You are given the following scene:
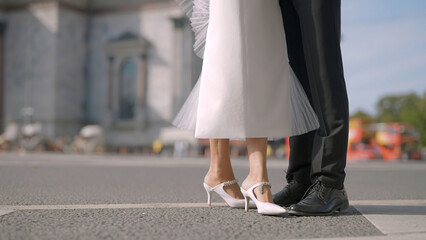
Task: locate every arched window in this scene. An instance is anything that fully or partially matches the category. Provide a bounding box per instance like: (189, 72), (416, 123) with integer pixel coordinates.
(119, 59), (137, 119)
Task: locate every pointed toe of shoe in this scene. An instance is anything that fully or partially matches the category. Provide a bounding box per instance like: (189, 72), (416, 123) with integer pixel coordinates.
(257, 203), (287, 215)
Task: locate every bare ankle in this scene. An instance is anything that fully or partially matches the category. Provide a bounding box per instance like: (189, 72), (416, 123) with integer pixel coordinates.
(204, 170), (235, 185)
(243, 174), (269, 183)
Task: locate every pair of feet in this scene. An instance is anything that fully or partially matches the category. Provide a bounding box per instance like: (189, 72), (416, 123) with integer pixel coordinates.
(204, 174), (273, 203)
(204, 174), (350, 216)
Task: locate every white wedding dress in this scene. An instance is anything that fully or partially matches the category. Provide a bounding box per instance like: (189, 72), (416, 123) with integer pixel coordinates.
(173, 0), (319, 140)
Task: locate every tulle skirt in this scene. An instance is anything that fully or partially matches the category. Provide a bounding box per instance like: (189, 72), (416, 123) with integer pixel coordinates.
(173, 0), (319, 140)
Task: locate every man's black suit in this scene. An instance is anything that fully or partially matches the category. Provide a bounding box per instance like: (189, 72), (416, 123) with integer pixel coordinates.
(279, 0), (349, 189)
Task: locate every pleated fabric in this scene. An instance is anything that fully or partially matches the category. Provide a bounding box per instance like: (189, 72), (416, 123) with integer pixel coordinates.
(172, 0), (319, 140)
(289, 67), (320, 135)
(172, 76), (201, 131)
(176, 0), (209, 58)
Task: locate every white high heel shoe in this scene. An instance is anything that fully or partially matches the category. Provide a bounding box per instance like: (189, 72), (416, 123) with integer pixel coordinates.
(241, 182), (286, 215)
(203, 179), (256, 208)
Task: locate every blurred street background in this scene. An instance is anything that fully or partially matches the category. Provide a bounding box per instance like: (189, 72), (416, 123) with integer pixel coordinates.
(0, 0), (425, 239)
(0, 0), (424, 161)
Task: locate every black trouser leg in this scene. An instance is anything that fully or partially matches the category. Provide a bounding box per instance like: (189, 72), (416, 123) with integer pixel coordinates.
(280, 0), (349, 189)
(279, 0), (315, 187)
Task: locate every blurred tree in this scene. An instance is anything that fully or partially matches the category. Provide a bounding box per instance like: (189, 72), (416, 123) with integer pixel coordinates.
(376, 92), (426, 146)
(415, 92), (426, 146)
(351, 110), (375, 122)
(376, 95), (403, 122)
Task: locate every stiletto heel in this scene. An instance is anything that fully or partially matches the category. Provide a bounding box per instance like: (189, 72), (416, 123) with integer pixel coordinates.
(241, 182), (286, 215)
(204, 184), (212, 206)
(241, 187), (250, 212)
(202, 180), (256, 208)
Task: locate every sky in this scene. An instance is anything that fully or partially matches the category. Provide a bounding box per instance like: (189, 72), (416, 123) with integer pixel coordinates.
(340, 0), (426, 115)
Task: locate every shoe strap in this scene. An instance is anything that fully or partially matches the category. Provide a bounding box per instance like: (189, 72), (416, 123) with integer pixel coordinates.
(221, 179), (238, 187)
(205, 179), (238, 190)
(250, 182), (272, 194)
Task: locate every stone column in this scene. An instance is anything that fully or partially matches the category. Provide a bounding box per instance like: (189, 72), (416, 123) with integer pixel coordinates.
(111, 56), (122, 127)
(104, 56), (115, 129)
(136, 54), (148, 131)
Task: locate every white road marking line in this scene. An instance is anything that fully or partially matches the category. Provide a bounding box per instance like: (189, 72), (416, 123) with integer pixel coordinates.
(352, 200), (426, 236)
(0, 200), (424, 211)
(351, 200), (426, 205)
(0, 202), (228, 210)
(300, 233), (426, 240)
(0, 210), (15, 217)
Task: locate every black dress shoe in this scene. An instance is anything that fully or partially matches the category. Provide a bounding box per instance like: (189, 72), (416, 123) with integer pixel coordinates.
(272, 180), (310, 207)
(287, 181), (349, 216)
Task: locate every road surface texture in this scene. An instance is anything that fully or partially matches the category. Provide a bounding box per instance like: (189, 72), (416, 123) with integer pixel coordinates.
(0, 153), (425, 240)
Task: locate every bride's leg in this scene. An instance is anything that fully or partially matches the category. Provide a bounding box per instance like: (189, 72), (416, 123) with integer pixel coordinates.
(204, 139), (244, 199)
(242, 137), (273, 202)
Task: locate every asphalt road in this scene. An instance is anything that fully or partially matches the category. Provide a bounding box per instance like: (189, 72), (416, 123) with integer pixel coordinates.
(0, 153), (425, 240)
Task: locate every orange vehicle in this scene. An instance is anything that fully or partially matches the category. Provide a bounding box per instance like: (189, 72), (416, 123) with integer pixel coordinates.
(348, 118), (422, 161)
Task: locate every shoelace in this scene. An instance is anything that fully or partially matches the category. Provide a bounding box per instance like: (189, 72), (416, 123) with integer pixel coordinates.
(301, 181), (324, 200)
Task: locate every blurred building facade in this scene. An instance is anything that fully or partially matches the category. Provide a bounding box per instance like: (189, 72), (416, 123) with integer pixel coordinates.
(0, 0), (200, 147)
